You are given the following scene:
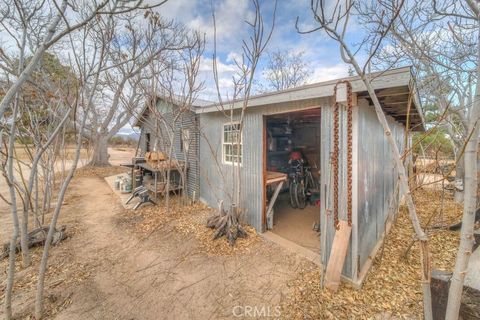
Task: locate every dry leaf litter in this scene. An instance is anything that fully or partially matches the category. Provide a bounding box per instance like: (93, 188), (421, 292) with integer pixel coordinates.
(118, 195), (260, 255)
(280, 188), (464, 319)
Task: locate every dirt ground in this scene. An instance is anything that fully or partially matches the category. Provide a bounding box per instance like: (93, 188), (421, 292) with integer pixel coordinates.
(1, 170), (314, 319)
(271, 193), (320, 253)
(1, 152), (477, 319)
(0, 147), (135, 244)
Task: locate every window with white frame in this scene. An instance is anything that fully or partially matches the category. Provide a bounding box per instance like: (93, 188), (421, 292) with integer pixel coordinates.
(223, 123), (242, 164)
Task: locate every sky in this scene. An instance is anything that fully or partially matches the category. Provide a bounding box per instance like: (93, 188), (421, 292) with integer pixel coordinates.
(154, 0), (366, 102)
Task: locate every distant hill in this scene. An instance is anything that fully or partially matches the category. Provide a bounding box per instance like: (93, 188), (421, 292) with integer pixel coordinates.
(114, 128), (140, 142)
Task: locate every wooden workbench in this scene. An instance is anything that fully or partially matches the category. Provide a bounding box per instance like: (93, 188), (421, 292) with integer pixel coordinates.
(136, 161), (186, 200)
(266, 171), (287, 229)
(266, 171), (288, 185)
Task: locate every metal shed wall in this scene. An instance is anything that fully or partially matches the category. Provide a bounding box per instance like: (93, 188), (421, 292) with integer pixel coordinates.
(198, 96), (407, 282)
(198, 98), (330, 232)
(356, 100), (405, 274)
(138, 101), (200, 199)
(319, 102), (355, 279)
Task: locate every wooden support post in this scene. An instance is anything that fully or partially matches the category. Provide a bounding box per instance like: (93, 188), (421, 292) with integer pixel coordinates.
(266, 180), (284, 230)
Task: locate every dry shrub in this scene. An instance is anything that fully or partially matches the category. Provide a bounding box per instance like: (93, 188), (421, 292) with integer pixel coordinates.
(175, 210), (259, 256)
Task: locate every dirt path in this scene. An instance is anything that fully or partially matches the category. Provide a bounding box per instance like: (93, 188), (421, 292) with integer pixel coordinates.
(0, 147), (134, 243)
(51, 176), (307, 319)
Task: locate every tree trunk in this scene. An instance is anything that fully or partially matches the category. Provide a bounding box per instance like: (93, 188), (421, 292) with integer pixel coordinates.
(455, 153), (465, 203)
(445, 25), (480, 320)
(4, 99), (21, 320)
(89, 135), (110, 167)
(34, 110), (88, 319)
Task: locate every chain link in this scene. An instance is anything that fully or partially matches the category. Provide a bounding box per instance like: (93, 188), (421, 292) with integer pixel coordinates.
(346, 82), (353, 227)
(332, 81), (353, 230)
(333, 88), (340, 230)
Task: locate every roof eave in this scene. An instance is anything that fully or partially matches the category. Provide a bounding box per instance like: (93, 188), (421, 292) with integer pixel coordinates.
(195, 66), (413, 114)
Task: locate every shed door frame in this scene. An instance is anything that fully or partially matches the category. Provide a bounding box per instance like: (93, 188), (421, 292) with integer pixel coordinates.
(261, 106), (322, 232)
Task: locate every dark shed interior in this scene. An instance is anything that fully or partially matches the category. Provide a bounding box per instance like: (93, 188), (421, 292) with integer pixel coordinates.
(265, 108), (321, 252)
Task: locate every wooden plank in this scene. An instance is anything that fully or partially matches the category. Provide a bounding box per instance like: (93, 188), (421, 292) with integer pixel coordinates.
(324, 220), (352, 292)
(266, 171), (287, 185)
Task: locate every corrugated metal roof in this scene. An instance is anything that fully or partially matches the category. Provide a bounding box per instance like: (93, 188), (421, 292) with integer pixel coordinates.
(194, 66), (425, 131)
(134, 94), (213, 127)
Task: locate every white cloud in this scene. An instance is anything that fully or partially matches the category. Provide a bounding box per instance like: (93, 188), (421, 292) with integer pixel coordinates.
(158, 0), (253, 52)
(309, 63), (350, 83)
(199, 56), (237, 74)
(226, 51), (242, 63)
(153, 1), (359, 98)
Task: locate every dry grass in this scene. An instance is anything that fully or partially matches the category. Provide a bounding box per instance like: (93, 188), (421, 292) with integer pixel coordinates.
(281, 188), (463, 319)
(175, 210), (260, 256)
(75, 165), (129, 178)
(13, 145), (90, 162)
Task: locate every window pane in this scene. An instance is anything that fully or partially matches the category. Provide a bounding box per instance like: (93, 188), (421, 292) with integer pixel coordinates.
(232, 132), (238, 143)
(223, 123), (242, 163)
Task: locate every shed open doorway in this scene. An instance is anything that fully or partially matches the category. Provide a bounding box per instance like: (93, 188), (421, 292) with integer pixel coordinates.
(264, 108), (321, 253)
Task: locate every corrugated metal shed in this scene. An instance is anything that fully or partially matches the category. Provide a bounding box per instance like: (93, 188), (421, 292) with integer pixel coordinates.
(133, 67), (422, 285)
(136, 98), (201, 199)
(197, 66), (421, 285)
(199, 98), (327, 232)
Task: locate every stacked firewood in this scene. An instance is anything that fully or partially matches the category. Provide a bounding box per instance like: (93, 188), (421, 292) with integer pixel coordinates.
(206, 203), (247, 246)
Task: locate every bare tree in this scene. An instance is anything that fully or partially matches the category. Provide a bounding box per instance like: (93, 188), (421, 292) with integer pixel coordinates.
(262, 49), (311, 92)
(203, 0), (277, 245)
(138, 17), (205, 210)
(296, 0), (433, 318)
(355, 0), (479, 317)
(0, 0), (168, 121)
(84, 11), (197, 166)
(359, 0), (476, 202)
(0, 2), (171, 318)
(32, 11), (115, 317)
(1, 48), (82, 320)
(431, 2), (480, 318)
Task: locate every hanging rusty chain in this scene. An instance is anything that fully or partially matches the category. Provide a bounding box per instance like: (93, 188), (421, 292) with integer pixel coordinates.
(332, 81), (353, 230)
(346, 82), (353, 227)
(333, 87), (340, 230)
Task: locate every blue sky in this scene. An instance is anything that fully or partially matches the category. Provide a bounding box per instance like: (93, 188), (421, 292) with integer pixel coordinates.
(155, 0), (366, 101)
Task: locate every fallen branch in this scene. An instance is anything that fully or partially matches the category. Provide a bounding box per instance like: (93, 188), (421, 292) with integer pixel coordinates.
(0, 225), (67, 260)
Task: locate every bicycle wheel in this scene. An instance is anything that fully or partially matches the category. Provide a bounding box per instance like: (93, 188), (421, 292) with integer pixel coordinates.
(289, 180), (298, 208)
(296, 181), (307, 209)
